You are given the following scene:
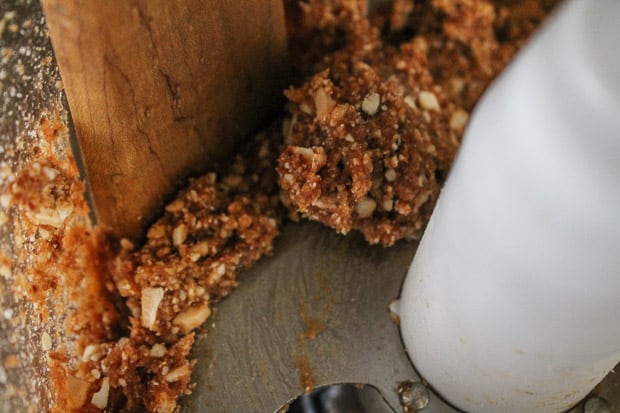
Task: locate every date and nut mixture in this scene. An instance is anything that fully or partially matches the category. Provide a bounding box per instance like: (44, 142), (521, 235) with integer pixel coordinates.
(2, 119), (282, 412)
(278, 0), (558, 245)
(76, 127), (282, 412)
(91, 128), (282, 412)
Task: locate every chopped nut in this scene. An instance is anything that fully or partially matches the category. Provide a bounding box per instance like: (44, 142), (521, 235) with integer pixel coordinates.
(190, 241), (210, 258)
(361, 92), (381, 116)
(313, 87), (336, 120)
(91, 377), (110, 409)
(356, 197), (377, 218)
(147, 223), (166, 240)
(172, 224), (187, 247)
(43, 166), (58, 180)
(403, 95), (417, 109)
(292, 146), (315, 161)
(418, 91), (440, 111)
(82, 344), (102, 362)
(164, 365), (191, 383)
(382, 199), (394, 211)
(291, 146), (326, 165)
(282, 173), (295, 185)
(150, 343), (167, 358)
(173, 303), (211, 333)
(141, 287), (165, 330)
(396, 200), (412, 216)
(56, 203), (73, 222)
(449, 108), (469, 131)
(291, 146), (327, 170)
(32, 207), (63, 227)
(208, 263), (227, 283)
(41, 331), (52, 351)
(384, 169), (397, 182)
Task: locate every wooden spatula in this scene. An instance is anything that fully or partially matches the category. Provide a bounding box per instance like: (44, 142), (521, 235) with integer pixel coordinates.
(40, 0), (288, 241)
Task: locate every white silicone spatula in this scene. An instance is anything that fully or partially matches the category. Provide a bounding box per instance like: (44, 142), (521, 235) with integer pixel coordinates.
(400, 0), (620, 412)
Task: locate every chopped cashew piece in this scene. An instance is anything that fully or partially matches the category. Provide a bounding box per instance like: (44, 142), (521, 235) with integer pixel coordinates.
(141, 287), (165, 330)
(418, 91), (440, 111)
(172, 303), (211, 333)
(356, 197), (377, 218)
(361, 92), (381, 115)
(91, 377), (110, 409)
(164, 365), (191, 383)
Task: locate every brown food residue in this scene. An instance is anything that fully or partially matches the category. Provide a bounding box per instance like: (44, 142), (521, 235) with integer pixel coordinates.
(294, 303), (326, 392)
(3, 117), (283, 413)
(293, 349), (317, 394)
(2, 0), (558, 412)
(278, 0), (558, 245)
(2, 113), (123, 412)
(92, 127), (282, 412)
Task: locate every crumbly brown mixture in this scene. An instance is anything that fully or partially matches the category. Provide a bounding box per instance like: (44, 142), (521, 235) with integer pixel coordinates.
(93, 129), (281, 412)
(3, 119), (282, 412)
(72, 127), (282, 412)
(278, 0), (558, 245)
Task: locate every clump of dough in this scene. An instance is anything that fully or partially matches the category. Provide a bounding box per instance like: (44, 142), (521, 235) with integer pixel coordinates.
(278, 0), (558, 245)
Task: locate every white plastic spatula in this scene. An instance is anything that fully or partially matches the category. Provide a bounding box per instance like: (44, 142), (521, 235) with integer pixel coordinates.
(400, 0), (620, 412)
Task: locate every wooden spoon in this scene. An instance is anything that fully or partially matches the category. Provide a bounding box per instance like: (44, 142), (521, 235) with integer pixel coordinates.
(40, 0), (288, 241)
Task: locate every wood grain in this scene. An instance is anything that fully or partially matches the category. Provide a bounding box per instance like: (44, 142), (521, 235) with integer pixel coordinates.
(41, 0), (288, 240)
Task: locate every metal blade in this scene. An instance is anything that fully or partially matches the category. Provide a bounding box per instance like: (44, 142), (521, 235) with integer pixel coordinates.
(181, 221), (455, 413)
(182, 220), (620, 413)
